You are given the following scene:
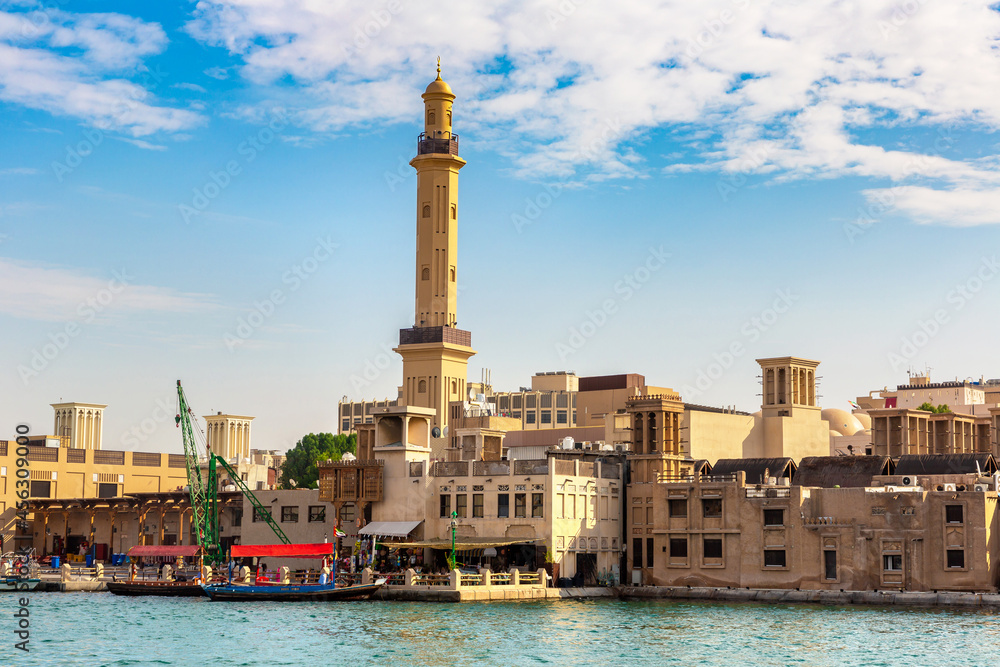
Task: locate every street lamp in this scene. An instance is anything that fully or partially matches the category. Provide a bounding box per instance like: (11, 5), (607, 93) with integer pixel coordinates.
(449, 510), (457, 570)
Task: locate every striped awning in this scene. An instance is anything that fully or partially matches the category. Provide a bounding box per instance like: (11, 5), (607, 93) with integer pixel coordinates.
(358, 520), (423, 538)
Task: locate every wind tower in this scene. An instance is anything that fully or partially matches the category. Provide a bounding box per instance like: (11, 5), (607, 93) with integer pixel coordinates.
(394, 60), (476, 441)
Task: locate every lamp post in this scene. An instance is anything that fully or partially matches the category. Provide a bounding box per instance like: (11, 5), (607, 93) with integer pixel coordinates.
(449, 510), (457, 569)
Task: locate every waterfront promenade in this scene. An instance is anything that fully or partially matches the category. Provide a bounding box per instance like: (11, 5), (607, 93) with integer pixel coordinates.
(34, 562), (1000, 608)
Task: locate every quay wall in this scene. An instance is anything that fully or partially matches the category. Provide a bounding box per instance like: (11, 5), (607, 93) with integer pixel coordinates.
(623, 586), (1000, 608)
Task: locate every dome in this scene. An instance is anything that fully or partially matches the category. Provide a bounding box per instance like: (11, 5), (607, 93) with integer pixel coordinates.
(830, 431), (842, 437)
(424, 74), (453, 97)
(821, 408), (864, 436)
(853, 412), (872, 429)
(853, 428), (870, 437)
(341, 451), (356, 461)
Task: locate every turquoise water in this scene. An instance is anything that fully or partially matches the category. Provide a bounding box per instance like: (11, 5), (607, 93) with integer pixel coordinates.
(10, 593), (1000, 666)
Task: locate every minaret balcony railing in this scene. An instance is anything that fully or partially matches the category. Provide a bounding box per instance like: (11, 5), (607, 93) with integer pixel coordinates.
(417, 132), (459, 155)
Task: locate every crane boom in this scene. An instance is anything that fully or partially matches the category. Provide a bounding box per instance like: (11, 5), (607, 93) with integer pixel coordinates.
(175, 380), (218, 557)
(215, 456), (290, 545)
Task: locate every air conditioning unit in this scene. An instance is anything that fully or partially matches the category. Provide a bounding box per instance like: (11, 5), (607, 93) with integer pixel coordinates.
(900, 475), (917, 486)
(974, 484), (989, 492)
(767, 477), (778, 485)
(942, 483), (957, 492)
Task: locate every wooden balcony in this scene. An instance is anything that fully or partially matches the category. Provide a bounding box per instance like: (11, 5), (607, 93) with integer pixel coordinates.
(318, 460), (384, 503)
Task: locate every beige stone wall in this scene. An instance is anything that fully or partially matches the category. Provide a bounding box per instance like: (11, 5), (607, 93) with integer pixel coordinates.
(643, 475), (999, 593)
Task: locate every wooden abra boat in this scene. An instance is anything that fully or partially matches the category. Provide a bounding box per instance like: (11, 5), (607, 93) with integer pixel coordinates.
(107, 580), (205, 597)
(203, 542), (383, 602)
(106, 545), (207, 597)
(202, 580), (383, 601)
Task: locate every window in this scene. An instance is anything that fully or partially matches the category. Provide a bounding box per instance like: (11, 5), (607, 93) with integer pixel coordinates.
(498, 494), (509, 518)
(422, 204), (431, 218)
(526, 395), (536, 408)
(340, 504), (355, 523)
(824, 550), (837, 580)
(30, 481), (52, 498)
(541, 412), (552, 424)
(96, 483), (116, 499)
(308, 506), (326, 523)
(646, 538), (654, 568)
(532, 493), (544, 518)
(541, 394), (552, 408)
(440, 495), (451, 518)
(252, 508), (268, 522)
(450, 267), (456, 281)
(473, 494), (484, 518)
(702, 498), (722, 518)
(418, 379), (427, 393)
(455, 494), (467, 518)
(668, 499), (687, 517)
(633, 538), (643, 568)
(281, 506), (299, 523)
(947, 549), (965, 569)
(556, 410), (567, 424)
(669, 538), (688, 559)
(526, 412), (536, 424)
(231, 509), (243, 527)
(883, 554), (903, 571)
(945, 505), (964, 524)
(512, 396), (522, 409)
(764, 549), (787, 567)
(703, 537), (723, 559)
(450, 205), (456, 219)
(514, 493), (526, 518)
(421, 267), (430, 280)
(763, 509), (784, 526)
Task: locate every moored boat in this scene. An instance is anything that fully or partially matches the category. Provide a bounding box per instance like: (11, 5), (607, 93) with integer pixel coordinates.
(107, 580), (205, 597)
(202, 580), (383, 601)
(203, 542), (383, 602)
(106, 545), (207, 597)
(0, 578), (40, 592)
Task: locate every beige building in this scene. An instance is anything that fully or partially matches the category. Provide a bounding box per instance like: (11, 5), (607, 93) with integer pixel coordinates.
(6, 402), (278, 559)
(638, 458), (1000, 592)
(51, 402), (107, 449)
(320, 402), (624, 583)
(205, 412), (254, 460)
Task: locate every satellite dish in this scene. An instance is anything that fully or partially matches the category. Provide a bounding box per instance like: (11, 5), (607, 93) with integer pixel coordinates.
(431, 426), (441, 438)
(442, 425), (449, 438)
(469, 388), (477, 401)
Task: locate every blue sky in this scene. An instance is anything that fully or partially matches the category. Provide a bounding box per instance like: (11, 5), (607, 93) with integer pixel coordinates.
(3, 1), (1000, 453)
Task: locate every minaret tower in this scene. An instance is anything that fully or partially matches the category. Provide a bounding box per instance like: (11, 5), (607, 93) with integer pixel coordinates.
(394, 60), (476, 443)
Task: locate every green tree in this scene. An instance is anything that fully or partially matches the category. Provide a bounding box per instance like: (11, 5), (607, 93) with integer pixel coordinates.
(279, 432), (356, 489)
(916, 402), (951, 414)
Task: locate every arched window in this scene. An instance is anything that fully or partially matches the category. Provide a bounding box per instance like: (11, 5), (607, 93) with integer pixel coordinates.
(451, 380), (457, 394)
(450, 204), (457, 219)
(427, 110), (435, 125)
(422, 267), (430, 281)
(418, 379), (427, 393)
(422, 204), (430, 218)
(449, 267), (456, 282)
(446, 110), (452, 127)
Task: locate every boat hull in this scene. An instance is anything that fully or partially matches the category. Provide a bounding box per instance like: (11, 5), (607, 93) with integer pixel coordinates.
(106, 581), (207, 597)
(202, 581), (382, 602)
(0, 578), (39, 592)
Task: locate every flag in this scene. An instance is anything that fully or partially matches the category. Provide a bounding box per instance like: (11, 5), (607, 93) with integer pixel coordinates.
(334, 528), (346, 537)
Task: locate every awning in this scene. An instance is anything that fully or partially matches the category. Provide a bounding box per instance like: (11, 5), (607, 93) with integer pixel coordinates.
(231, 543), (335, 558)
(389, 537), (541, 550)
(358, 520), (423, 538)
(127, 545), (203, 558)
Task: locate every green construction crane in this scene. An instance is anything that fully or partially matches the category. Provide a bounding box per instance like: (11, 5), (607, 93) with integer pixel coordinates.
(175, 380), (289, 564)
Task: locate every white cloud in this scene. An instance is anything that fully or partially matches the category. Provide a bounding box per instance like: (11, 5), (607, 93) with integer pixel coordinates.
(186, 0), (1000, 225)
(0, 8), (203, 136)
(0, 257), (219, 322)
(864, 186), (1000, 227)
